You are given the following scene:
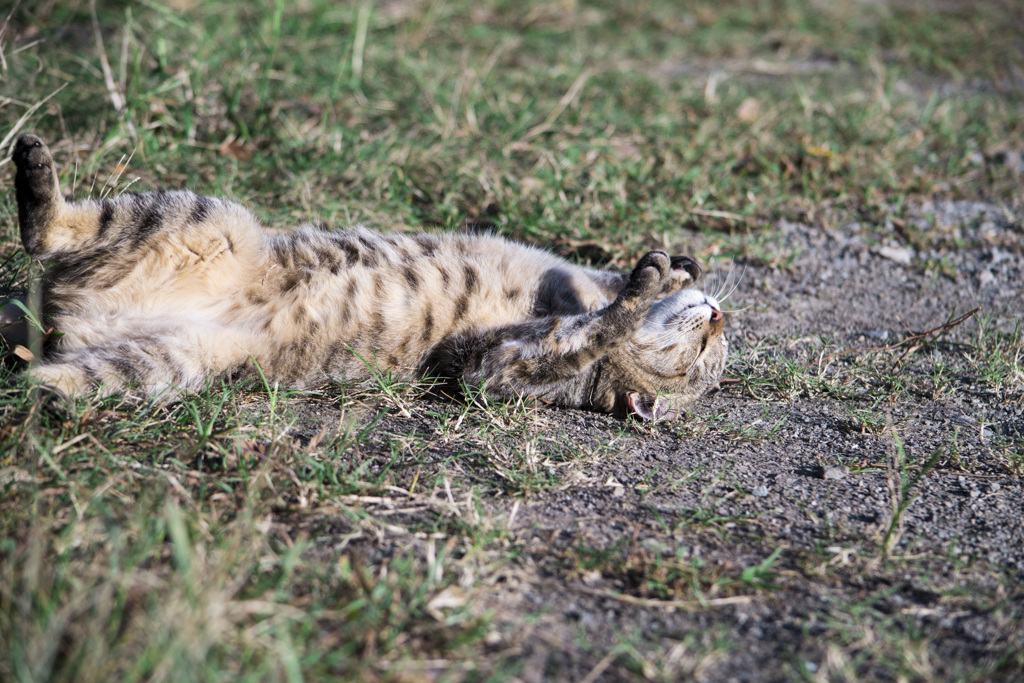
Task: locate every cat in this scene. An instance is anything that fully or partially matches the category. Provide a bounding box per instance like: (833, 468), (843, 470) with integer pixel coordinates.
(6, 134), (727, 420)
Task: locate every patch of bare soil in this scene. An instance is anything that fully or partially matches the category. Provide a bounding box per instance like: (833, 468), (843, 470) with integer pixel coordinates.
(287, 201), (1023, 680)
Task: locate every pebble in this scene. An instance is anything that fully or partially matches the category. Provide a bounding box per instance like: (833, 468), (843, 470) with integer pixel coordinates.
(824, 466), (850, 480)
(874, 245), (914, 265)
(752, 485), (770, 497)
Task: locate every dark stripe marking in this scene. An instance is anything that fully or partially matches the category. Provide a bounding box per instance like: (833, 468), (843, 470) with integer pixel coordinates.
(453, 293), (469, 322)
(188, 196), (214, 225)
(463, 264), (478, 293)
(404, 268), (420, 291)
(131, 193), (166, 247)
(97, 202), (115, 240)
(422, 309), (434, 341)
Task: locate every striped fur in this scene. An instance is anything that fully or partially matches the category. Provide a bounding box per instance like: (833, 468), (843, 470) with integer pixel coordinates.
(8, 135), (727, 419)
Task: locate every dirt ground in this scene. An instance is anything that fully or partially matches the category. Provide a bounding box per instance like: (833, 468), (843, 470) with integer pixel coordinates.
(271, 200), (1023, 681)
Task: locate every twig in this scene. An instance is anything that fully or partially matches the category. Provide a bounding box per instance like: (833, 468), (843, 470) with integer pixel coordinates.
(690, 208), (748, 223)
(542, 578), (752, 611)
(90, 0), (137, 139)
(518, 68), (591, 143)
(0, 0), (23, 73)
(811, 306), (980, 371)
(580, 649), (620, 683)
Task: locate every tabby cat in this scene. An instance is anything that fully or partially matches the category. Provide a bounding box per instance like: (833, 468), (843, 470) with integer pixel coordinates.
(6, 134), (727, 419)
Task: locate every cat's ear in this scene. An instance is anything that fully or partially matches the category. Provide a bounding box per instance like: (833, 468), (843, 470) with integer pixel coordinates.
(626, 391), (679, 421)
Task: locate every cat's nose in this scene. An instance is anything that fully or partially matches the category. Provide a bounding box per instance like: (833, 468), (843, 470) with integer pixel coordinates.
(710, 307), (724, 323)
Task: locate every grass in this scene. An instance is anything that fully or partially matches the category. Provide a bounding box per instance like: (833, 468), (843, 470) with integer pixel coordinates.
(2, 0), (1024, 680)
(4, 1), (1023, 255)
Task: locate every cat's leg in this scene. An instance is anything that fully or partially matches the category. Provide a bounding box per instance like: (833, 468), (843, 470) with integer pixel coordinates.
(12, 134), (66, 256)
(11, 135), (224, 258)
(26, 322), (260, 400)
(428, 250), (671, 399)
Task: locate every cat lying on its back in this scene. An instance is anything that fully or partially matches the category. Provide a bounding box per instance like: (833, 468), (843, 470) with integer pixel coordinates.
(6, 135), (727, 420)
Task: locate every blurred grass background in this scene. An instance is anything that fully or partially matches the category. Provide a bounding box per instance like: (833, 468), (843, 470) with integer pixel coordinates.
(4, 0), (1022, 264)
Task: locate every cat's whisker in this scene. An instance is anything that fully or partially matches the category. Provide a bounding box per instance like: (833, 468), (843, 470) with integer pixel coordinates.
(712, 262), (724, 299)
(710, 264), (724, 301)
(720, 262), (746, 303)
(712, 261), (731, 301)
(721, 262), (738, 300)
(721, 301), (756, 314)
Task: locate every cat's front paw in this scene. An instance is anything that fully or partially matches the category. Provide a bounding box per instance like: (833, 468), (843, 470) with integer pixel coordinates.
(669, 255), (701, 281)
(656, 255), (702, 297)
(621, 250), (671, 305)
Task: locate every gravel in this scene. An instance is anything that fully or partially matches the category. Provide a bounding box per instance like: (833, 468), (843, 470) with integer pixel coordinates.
(285, 200), (1023, 680)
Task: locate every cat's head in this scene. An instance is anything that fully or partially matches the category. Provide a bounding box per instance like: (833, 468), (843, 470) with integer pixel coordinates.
(609, 287), (728, 420)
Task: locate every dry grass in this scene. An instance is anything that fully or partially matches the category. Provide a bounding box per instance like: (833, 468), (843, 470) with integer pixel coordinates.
(2, 0), (1023, 680)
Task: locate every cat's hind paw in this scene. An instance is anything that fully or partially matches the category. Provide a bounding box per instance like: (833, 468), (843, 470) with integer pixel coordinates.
(13, 134), (61, 255)
(13, 135), (57, 194)
(26, 364), (89, 400)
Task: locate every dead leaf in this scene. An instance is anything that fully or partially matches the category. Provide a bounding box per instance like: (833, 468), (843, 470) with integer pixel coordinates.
(219, 137), (254, 162)
(736, 97), (761, 123)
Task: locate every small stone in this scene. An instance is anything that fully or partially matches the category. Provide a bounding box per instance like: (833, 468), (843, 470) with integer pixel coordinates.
(990, 482), (1001, 493)
(824, 466), (850, 481)
(752, 485), (770, 497)
(874, 245), (914, 265)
